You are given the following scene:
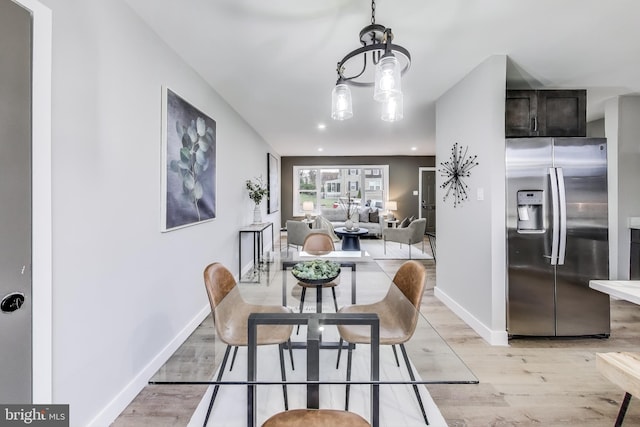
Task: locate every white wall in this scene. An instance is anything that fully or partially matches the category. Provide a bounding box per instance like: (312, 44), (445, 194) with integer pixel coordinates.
(39, 1), (279, 425)
(435, 55), (508, 346)
(605, 99), (620, 278)
(605, 95), (640, 279)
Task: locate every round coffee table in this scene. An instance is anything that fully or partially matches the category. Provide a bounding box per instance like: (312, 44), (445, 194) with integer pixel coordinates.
(334, 227), (368, 251)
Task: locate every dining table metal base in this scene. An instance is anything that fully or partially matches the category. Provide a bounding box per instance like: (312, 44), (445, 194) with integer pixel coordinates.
(248, 313), (380, 427)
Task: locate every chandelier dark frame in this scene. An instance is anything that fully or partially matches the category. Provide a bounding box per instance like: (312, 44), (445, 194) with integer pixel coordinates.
(331, 0), (411, 122)
(335, 23), (411, 87)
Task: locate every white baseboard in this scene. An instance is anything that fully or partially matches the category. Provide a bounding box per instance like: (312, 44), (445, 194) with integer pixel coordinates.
(434, 287), (509, 346)
(87, 304), (211, 427)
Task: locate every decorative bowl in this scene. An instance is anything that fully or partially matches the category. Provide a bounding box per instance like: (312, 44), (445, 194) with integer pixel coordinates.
(292, 260), (340, 284)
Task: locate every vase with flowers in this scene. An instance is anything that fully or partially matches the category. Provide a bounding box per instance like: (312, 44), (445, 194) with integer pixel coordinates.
(337, 191), (360, 230)
(246, 177), (269, 223)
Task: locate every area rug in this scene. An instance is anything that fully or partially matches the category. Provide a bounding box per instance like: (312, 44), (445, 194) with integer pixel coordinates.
(188, 341), (446, 426)
(359, 239), (433, 260)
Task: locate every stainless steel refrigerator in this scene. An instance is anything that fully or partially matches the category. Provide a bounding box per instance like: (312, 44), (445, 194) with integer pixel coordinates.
(506, 137), (610, 337)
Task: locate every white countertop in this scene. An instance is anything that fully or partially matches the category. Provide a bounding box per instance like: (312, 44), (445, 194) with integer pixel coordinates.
(590, 280), (640, 305)
(629, 217), (640, 229)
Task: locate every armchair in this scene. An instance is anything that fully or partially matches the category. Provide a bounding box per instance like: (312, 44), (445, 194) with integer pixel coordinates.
(382, 218), (427, 259)
(286, 220), (328, 255)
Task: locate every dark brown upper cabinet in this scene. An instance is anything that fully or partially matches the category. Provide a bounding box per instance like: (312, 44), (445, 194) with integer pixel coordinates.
(506, 90), (586, 137)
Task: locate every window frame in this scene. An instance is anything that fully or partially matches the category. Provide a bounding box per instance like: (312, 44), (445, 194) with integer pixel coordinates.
(292, 165), (389, 216)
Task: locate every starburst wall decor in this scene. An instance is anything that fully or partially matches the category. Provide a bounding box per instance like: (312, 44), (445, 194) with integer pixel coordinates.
(438, 142), (479, 207)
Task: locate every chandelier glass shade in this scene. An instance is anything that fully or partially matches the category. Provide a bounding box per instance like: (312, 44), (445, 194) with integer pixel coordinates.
(374, 55), (401, 102)
(331, 83), (353, 120)
(381, 93), (403, 122)
(331, 0), (410, 121)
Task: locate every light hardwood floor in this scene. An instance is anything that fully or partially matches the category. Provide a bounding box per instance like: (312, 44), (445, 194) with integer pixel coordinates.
(113, 237), (640, 426)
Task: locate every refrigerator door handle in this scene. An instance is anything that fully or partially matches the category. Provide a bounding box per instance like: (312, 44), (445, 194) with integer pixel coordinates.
(557, 167), (567, 265)
(549, 167), (560, 265)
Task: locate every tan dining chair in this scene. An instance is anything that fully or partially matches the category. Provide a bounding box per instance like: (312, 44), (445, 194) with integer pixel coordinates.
(286, 220), (313, 255)
(335, 260), (428, 424)
(203, 262), (295, 427)
(262, 408), (370, 427)
(296, 233), (339, 333)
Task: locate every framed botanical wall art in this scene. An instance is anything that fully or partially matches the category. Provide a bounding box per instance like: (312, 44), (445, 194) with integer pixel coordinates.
(267, 153), (279, 214)
(161, 87), (216, 231)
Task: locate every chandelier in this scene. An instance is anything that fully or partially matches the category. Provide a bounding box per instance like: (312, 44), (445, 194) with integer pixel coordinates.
(331, 0), (411, 122)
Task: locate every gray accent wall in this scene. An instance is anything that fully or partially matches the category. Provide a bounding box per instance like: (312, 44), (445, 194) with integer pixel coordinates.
(280, 156), (435, 229)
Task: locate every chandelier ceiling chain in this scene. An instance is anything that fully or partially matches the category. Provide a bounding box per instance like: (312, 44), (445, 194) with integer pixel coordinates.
(371, 0), (375, 24)
(331, 0), (411, 122)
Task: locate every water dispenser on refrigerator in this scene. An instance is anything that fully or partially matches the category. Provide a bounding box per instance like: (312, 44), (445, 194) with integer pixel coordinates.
(517, 190), (544, 233)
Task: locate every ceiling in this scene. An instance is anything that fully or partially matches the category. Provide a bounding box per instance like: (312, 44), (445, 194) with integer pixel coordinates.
(124, 0), (640, 157)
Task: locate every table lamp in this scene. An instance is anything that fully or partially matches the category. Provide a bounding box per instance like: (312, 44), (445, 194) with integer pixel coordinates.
(302, 201), (314, 220)
(386, 201), (397, 220)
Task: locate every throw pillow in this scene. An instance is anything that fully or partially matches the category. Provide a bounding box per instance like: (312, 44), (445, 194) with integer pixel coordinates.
(369, 208), (379, 223)
(359, 207), (370, 223)
(409, 215), (415, 223)
(399, 217), (410, 228)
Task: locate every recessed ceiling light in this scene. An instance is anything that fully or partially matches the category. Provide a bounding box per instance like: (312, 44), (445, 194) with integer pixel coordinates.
(411, 146), (417, 151)
(317, 147), (324, 152)
(317, 123), (326, 130)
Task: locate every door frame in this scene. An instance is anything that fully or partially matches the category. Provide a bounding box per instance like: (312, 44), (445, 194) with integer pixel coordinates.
(12, 0), (52, 403)
(418, 167), (436, 220)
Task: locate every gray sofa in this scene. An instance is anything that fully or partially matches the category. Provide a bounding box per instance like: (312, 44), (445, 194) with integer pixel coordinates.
(316, 207), (385, 237)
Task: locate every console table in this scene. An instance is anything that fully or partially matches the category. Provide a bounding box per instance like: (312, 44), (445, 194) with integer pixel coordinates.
(239, 222), (274, 282)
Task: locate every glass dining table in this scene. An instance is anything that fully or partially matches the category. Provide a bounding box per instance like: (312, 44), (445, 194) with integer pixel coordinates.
(150, 251), (478, 426)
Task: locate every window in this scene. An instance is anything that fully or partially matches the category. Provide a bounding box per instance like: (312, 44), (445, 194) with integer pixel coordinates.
(292, 165), (389, 216)
(367, 179), (382, 191)
(296, 169), (317, 213)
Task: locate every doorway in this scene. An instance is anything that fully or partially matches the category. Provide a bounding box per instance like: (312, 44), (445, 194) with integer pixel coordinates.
(0, 0), (33, 403)
(418, 167), (436, 233)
